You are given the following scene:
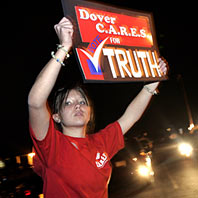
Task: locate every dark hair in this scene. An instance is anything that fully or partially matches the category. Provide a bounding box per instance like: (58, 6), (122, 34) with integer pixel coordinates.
(50, 83), (95, 134)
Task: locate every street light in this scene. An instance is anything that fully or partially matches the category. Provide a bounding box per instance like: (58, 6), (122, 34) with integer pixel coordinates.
(177, 75), (197, 134)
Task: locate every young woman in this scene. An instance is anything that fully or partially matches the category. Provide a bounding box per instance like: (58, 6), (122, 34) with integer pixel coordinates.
(28, 17), (167, 198)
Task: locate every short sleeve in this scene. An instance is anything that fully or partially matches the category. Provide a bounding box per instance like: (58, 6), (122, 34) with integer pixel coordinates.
(94, 121), (125, 159)
(29, 117), (57, 176)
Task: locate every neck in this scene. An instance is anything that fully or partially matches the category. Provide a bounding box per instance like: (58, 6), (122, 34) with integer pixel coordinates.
(62, 126), (87, 138)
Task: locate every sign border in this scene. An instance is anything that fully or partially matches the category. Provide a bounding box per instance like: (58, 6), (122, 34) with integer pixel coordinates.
(61, 0), (167, 83)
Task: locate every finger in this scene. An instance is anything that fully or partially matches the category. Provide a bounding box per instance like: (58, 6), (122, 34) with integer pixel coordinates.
(157, 56), (169, 75)
(59, 17), (73, 26)
(163, 68), (168, 75)
(59, 26), (74, 37)
(59, 17), (69, 23)
(160, 64), (167, 71)
(157, 61), (164, 70)
(54, 24), (73, 36)
(158, 62), (167, 75)
(55, 23), (73, 31)
(160, 62), (166, 69)
(161, 65), (168, 75)
(54, 24), (59, 34)
(59, 21), (73, 28)
(59, 28), (74, 37)
(158, 60), (166, 69)
(56, 21), (73, 27)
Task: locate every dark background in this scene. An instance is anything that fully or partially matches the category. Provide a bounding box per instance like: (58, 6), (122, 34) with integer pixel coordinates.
(1, 0), (197, 158)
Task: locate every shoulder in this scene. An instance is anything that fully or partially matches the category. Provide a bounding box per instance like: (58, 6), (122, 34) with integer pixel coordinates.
(89, 121), (122, 141)
(98, 121), (122, 135)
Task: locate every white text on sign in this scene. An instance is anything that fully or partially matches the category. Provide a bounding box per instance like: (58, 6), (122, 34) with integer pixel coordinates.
(102, 48), (161, 79)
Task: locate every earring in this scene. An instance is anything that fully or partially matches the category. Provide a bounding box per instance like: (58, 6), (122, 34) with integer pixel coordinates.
(55, 118), (61, 123)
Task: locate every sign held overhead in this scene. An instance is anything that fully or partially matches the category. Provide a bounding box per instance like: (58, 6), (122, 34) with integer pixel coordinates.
(61, 0), (167, 83)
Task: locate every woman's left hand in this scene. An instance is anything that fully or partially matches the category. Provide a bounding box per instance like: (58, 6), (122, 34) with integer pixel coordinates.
(158, 57), (168, 76)
(145, 57), (169, 89)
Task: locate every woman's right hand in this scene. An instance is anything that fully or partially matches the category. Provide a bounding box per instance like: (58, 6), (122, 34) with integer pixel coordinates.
(54, 17), (74, 50)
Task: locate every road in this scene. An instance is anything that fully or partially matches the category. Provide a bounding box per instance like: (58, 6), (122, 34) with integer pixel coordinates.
(109, 158), (198, 198)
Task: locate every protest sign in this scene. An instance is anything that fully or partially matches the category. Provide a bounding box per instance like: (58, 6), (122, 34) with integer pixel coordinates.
(61, 0), (167, 82)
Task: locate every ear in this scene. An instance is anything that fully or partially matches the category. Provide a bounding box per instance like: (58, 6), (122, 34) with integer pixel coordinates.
(52, 113), (61, 123)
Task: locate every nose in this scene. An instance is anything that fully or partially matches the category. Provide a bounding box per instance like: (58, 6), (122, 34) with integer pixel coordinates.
(75, 103), (81, 109)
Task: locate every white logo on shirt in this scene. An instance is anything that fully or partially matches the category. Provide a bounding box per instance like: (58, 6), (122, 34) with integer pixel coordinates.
(95, 152), (108, 169)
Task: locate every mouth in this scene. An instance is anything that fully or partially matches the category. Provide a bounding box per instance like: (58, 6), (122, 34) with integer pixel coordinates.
(74, 111), (84, 117)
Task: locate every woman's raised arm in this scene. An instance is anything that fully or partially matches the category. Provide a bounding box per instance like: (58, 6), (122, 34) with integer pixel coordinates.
(28, 17), (73, 140)
(118, 58), (168, 135)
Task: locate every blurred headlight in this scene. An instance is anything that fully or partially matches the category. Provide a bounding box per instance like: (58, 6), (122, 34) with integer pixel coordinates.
(0, 160), (5, 169)
(178, 143), (193, 157)
(132, 157), (137, 162)
(138, 165), (150, 177)
(145, 156), (151, 167)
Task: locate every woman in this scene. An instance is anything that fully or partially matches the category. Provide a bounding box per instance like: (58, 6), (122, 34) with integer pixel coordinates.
(28, 17), (167, 198)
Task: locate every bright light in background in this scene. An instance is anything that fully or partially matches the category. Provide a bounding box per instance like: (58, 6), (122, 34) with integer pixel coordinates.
(166, 128), (171, 132)
(132, 157), (137, 162)
(178, 143), (193, 157)
(138, 165), (150, 177)
(28, 152), (35, 158)
(27, 152), (35, 166)
(133, 155), (154, 177)
(16, 156), (21, 164)
(24, 190), (31, 196)
(145, 156), (151, 167)
(188, 123), (194, 131)
(0, 160), (5, 169)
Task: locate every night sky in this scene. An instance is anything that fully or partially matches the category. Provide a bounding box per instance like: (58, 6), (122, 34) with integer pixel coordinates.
(1, 1), (197, 158)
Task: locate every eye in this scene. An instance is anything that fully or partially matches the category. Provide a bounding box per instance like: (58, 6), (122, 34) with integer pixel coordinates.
(79, 100), (86, 105)
(79, 99), (89, 105)
(65, 101), (72, 106)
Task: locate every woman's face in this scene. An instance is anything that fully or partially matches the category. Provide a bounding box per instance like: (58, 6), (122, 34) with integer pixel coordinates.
(58, 89), (91, 129)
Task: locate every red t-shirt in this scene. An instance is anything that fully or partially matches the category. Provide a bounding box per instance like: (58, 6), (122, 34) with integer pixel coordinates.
(29, 118), (124, 198)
